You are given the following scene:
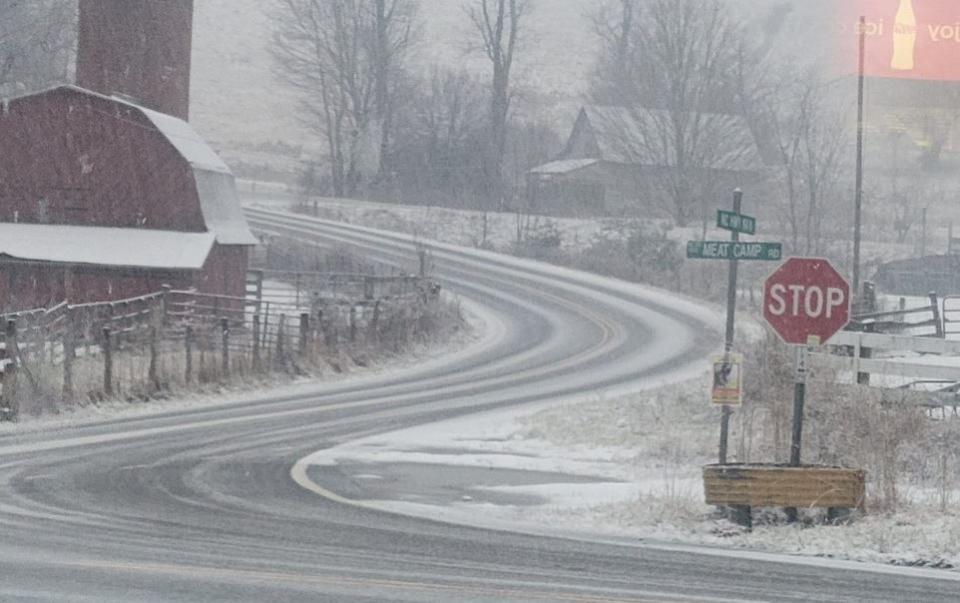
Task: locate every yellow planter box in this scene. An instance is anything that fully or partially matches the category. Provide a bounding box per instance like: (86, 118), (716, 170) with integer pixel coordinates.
(703, 464), (866, 510)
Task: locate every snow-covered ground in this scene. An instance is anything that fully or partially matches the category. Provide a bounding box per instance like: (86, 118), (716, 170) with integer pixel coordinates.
(267, 196), (765, 256)
(299, 376), (960, 572)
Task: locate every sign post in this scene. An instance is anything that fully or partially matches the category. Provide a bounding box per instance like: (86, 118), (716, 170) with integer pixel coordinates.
(762, 257), (852, 466)
(790, 345), (808, 467)
(717, 190), (743, 465)
(686, 190), (782, 464)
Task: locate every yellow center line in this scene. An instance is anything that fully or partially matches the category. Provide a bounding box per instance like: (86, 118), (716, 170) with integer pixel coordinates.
(57, 558), (683, 603)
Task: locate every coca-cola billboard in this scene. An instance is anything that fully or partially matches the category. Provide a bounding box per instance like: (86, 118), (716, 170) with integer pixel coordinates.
(841, 0), (960, 81)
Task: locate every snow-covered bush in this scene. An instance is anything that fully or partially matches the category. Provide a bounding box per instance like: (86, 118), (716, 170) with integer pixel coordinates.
(737, 329), (960, 513)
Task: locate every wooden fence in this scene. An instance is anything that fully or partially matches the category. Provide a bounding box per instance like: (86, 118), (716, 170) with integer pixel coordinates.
(846, 292), (944, 338)
(0, 273), (440, 421)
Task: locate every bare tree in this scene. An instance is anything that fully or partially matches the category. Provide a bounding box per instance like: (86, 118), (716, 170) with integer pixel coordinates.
(0, 0), (75, 96)
(271, 0), (418, 197)
(588, 0), (637, 106)
(465, 0), (528, 211)
(391, 67), (487, 206)
(370, 0), (419, 182)
(765, 71), (850, 255)
(589, 0), (768, 226)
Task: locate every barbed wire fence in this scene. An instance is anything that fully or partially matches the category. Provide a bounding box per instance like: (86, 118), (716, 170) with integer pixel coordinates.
(0, 270), (447, 421)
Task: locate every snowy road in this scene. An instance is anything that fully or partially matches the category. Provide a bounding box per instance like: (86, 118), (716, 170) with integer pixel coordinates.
(0, 208), (955, 601)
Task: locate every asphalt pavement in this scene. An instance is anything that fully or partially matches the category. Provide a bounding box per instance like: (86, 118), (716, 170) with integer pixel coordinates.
(0, 208), (956, 602)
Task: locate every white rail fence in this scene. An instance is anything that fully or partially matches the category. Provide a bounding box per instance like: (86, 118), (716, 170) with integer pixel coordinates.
(819, 331), (960, 383)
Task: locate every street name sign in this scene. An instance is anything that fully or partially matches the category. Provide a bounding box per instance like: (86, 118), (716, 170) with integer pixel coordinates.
(762, 257), (852, 345)
(717, 210), (756, 235)
(686, 241), (782, 261)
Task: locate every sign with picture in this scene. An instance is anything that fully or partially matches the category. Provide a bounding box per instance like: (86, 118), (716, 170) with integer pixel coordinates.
(711, 353), (743, 406)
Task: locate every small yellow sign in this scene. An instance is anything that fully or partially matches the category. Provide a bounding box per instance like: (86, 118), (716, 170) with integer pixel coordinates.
(711, 353), (743, 406)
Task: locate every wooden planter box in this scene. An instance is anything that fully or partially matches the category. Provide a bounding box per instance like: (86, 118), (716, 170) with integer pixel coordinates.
(703, 464), (866, 511)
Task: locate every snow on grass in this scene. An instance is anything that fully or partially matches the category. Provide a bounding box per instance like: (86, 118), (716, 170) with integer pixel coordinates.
(303, 373), (960, 572)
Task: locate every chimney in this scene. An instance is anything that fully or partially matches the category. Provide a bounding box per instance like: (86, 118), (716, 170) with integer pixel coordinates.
(76, 0), (193, 121)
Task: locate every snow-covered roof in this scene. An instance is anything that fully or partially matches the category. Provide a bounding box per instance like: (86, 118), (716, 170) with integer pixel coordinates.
(113, 93), (255, 244)
(529, 158), (599, 175)
(134, 105), (232, 174)
(0, 223), (215, 270)
(6, 85), (255, 246)
(577, 105), (765, 172)
(194, 171), (259, 245)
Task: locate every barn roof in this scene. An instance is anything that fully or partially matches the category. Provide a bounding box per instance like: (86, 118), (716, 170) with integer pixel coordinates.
(573, 105), (765, 172)
(112, 90), (258, 246)
(133, 104), (232, 174)
(6, 85), (256, 246)
(0, 223), (215, 270)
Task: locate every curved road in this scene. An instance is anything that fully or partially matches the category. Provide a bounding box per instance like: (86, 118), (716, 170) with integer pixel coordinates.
(0, 207), (955, 602)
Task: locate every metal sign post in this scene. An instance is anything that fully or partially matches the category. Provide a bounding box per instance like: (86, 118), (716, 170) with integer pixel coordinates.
(717, 190), (742, 465)
(686, 190), (783, 464)
(790, 345), (808, 466)
(762, 257), (851, 468)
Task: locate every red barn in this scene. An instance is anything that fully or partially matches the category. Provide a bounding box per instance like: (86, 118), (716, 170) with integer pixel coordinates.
(0, 0), (256, 311)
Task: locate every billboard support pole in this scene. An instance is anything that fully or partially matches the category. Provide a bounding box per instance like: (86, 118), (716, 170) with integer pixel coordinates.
(853, 15), (866, 298)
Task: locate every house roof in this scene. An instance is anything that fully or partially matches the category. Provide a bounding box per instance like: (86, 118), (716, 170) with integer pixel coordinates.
(529, 158), (600, 175)
(574, 105), (765, 172)
(0, 223), (215, 270)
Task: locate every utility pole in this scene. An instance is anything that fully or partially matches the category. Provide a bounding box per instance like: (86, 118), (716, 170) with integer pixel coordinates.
(921, 207), (927, 257)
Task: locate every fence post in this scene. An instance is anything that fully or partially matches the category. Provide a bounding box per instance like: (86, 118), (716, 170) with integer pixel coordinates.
(930, 292), (944, 338)
(252, 314), (262, 371)
(2, 320), (19, 421)
(857, 323), (872, 386)
(103, 326), (113, 396)
(62, 309), (76, 401)
(276, 313), (286, 370)
(148, 326), (159, 391)
(418, 249), (427, 277)
(121, 301), (130, 345)
(364, 277), (374, 300)
(349, 305), (357, 343)
(321, 309), (335, 350)
(221, 318), (230, 378)
(371, 301), (381, 342)
(161, 285), (172, 327)
(296, 272), (302, 308)
(299, 312), (309, 357)
(185, 325), (194, 384)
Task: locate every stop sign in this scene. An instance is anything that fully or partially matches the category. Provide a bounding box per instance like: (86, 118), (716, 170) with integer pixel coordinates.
(763, 257), (851, 345)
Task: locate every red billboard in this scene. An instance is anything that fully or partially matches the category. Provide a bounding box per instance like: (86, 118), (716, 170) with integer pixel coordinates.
(842, 0), (960, 81)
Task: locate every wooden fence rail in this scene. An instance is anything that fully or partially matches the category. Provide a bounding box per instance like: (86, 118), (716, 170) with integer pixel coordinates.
(819, 330), (960, 383)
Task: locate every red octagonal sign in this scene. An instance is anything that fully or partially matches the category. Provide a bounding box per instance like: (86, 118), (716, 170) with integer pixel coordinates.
(763, 257), (851, 345)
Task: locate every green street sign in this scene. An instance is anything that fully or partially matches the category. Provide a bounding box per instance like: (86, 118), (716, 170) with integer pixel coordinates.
(686, 240), (782, 261)
(717, 210), (756, 235)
